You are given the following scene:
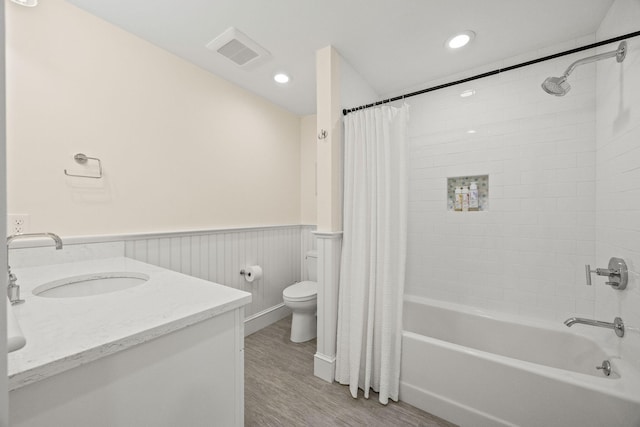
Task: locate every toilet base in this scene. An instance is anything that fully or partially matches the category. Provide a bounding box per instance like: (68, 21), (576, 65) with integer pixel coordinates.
(290, 311), (317, 343)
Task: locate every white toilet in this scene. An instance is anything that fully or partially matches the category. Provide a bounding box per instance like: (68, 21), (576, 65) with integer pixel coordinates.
(282, 250), (318, 343)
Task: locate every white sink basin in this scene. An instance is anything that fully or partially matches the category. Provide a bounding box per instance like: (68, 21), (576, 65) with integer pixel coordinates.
(33, 272), (150, 298)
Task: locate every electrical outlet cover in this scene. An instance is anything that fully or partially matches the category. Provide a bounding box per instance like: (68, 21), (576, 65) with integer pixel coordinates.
(8, 214), (30, 235)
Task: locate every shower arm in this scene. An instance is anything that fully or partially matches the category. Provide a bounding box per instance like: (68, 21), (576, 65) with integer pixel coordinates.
(561, 42), (626, 77)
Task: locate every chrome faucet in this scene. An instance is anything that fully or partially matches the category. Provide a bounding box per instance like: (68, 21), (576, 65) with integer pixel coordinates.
(7, 232), (63, 305)
(564, 316), (624, 337)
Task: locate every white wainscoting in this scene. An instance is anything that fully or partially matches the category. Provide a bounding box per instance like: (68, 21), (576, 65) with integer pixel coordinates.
(125, 225), (317, 333)
(301, 225), (317, 279)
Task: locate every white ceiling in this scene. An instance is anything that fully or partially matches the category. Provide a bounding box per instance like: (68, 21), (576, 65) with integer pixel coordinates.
(66, 0), (614, 116)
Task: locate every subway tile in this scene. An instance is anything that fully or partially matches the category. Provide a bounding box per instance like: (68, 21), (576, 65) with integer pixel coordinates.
(521, 198), (558, 212)
(490, 198), (523, 211)
(520, 170), (556, 185)
(577, 151), (596, 167)
(576, 181), (596, 197)
(518, 305), (557, 322)
(556, 167), (595, 182)
(538, 212), (578, 227)
(410, 167), (447, 180)
(541, 182), (577, 198)
(575, 298), (596, 318)
(554, 239), (577, 254)
(556, 139), (594, 155)
(403, 31), (640, 323)
(576, 240), (596, 256)
(470, 283), (503, 300)
(551, 295), (577, 313)
(557, 197), (595, 212)
(529, 125), (579, 145)
(503, 289), (537, 305)
(575, 282), (596, 300)
(502, 185), (535, 199)
(539, 153), (578, 170)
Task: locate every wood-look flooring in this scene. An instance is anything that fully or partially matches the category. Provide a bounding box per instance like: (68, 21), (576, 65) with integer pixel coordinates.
(244, 316), (457, 427)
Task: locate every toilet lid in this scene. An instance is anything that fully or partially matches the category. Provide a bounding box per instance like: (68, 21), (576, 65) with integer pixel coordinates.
(283, 281), (317, 301)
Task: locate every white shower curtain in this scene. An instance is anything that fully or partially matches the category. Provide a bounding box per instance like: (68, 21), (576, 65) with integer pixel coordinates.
(335, 104), (409, 404)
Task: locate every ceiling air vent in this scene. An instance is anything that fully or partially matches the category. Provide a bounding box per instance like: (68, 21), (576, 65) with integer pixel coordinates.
(206, 27), (270, 67)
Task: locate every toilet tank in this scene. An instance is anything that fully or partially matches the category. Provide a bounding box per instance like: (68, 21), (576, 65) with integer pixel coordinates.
(306, 250), (318, 281)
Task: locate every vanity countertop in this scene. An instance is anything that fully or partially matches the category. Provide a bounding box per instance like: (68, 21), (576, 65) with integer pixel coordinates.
(7, 257), (251, 391)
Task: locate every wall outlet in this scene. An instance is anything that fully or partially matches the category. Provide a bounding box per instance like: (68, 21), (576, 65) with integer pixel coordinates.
(8, 214), (30, 235)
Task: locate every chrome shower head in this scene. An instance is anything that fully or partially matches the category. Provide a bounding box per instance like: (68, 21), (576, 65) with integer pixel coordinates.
(541, 41), (627, 96)
(541, 76), (571, 96)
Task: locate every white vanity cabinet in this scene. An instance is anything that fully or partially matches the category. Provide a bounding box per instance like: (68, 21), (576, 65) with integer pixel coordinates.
(7, 257), (251, 427)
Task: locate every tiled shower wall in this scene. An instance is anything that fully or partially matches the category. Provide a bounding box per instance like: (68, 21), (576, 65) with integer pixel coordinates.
(405, 36), (599, 321)
(595, 0), (640, 365)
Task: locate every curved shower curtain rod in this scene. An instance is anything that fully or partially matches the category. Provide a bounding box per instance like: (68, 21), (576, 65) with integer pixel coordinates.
(342, 30), (640, 116)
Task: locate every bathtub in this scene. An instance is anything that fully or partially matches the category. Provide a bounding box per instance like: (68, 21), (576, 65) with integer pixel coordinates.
(399, 296), (640, 427)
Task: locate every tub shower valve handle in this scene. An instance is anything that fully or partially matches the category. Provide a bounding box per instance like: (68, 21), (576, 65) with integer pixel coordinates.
(585, 265), (612, 286)
(584, 257), (627, 290)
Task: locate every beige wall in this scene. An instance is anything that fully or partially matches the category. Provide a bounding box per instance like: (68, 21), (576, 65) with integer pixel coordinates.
(315, 46), (342, 232)
(315, 47), (379, 232)
(6, 0), (301, 237)
(300, 114), (317, 224)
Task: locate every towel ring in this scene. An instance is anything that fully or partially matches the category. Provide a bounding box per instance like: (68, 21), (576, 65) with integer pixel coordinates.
(64, 153), (103, 179)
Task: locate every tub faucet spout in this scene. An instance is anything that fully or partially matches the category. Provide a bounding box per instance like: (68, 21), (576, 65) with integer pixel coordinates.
(7, 232), (63, 305)
(564, 316), (624, 337)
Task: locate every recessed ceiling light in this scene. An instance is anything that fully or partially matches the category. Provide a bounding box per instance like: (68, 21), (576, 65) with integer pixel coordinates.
(274, 73), (290, 84)
(460, 89), (476, 98)
(467, 129), (477, 134)
(446, 31), (475, 49)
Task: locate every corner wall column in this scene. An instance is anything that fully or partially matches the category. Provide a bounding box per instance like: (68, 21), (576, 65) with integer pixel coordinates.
(313, 231), (342, 382)
(314, 46), (343, 382)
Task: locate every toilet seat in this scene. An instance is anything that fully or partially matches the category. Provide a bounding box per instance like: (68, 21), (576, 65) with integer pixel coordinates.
(283, 281), (317, 302)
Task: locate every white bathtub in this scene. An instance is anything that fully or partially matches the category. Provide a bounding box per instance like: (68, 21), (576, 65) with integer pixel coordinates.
(399, 296), (640, 427)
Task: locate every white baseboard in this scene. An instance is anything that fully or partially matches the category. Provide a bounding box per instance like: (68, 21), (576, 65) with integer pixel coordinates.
(244, 303), (291, 337)
(313, 353), (335, 383)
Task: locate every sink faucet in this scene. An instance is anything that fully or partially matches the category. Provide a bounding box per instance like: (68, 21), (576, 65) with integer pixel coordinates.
(564, 316), (624, 337)
(7, 232), (63, 305)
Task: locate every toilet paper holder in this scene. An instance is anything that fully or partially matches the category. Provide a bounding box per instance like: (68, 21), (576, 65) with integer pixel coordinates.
(240, 265), (263, 282)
